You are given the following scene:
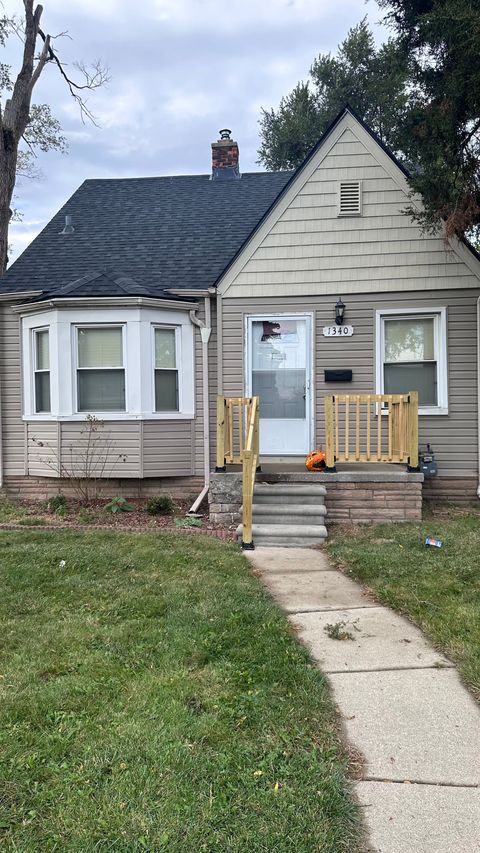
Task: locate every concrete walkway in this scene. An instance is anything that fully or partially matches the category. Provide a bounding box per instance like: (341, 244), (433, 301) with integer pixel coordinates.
(246, 547), (480, 853)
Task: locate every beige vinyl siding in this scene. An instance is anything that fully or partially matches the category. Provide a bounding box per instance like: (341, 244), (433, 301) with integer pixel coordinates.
(25, 418), (200, 480)
(0, 304), (26, 476)
(221, 290), (479, 478)
(143, 420), (194, 476)
(221, 124), (480, 298)
(27, 422), (59, 476)
(60, 421), (142, 478)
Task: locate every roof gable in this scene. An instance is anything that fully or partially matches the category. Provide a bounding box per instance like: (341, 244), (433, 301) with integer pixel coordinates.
(217, 108), (480, 297)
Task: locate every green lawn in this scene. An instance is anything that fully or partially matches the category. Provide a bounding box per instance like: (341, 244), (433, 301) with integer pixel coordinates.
(0, 530), (361, 852)
(327, 508), (480, 697)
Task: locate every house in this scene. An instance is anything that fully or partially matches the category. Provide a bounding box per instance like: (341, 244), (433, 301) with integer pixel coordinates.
(1, 107), (479, 530)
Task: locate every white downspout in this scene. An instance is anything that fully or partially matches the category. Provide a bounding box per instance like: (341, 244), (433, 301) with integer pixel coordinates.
(188, 296), (212, 514)
(477, 296), (480, 498)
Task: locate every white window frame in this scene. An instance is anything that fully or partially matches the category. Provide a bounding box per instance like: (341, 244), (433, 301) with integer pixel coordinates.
(21, 307), (195, 421)
(152, 324), (181, 413)
(74, 323), (127, 414)
(375, 307), (448, 416)
(32, 326), (51, 414)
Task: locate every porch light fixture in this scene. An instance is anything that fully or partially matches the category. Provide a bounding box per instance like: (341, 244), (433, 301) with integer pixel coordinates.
(335, 297), (346, 326)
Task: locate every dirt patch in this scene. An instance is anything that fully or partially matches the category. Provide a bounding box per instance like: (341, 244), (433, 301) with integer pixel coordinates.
(0, 497), (238, 541)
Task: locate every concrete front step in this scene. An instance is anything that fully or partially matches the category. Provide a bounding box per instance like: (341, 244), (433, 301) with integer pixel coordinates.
(236, 522), (327, 547)
(254, 483), (327, 496)
(254, 483), (327, 506)
(252, 503), (327, 525)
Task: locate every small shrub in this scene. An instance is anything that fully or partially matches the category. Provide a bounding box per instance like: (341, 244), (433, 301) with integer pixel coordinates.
(47, 495), (68, 516)
(146, 495), (175, 515)
(104, 496), (135, 514)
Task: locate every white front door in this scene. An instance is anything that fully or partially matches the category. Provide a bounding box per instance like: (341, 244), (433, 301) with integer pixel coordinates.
(246, 314), (312, 455)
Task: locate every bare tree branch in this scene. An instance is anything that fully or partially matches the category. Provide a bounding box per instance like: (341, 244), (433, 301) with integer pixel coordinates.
(37, 26), (110, 124)
(0, 2), (108, 272)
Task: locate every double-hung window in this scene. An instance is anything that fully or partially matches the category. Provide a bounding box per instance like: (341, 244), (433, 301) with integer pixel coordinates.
(154, 327), (179, 411)
(34, 328), (50, 413)
(77, 326), (126, 412)
(377, 309), (448, 414)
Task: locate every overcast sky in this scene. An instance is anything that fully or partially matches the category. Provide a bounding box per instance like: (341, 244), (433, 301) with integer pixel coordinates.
(4, 0), (386, 260)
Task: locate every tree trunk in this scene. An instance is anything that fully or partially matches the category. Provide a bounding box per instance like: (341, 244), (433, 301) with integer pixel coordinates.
(0, 146), (18, 274)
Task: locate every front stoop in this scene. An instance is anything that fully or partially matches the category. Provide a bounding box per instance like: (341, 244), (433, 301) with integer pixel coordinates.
(236, 483), (328, 547)
(209, 469), (424, 528)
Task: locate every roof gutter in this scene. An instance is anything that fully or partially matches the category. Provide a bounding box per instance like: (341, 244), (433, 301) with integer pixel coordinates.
(11, 296), (197, 314)
(0, 290), (42, 302)
(165, 287), (216, 299)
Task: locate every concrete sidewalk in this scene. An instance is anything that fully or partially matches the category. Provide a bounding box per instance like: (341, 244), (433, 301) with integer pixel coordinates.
(246, 547), (480, 853)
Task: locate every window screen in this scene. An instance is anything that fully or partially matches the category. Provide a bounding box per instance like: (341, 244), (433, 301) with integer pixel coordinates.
(154, 327), (179, 411)
(383, 317), (437, 406)
(77, 327), (125, 411)
(34, 329), (50, 413)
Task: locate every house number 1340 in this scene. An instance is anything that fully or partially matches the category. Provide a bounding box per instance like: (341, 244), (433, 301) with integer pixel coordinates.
(322, 325), (354, 337)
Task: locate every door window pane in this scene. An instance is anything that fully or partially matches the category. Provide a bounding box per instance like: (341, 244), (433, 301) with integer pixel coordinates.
(251, 320), (306, 419)
(78, 327), (123, 368)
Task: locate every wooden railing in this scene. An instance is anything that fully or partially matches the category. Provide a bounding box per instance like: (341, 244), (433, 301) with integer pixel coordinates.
(324, 391), (419, 468)
(216, 395), (260, 548)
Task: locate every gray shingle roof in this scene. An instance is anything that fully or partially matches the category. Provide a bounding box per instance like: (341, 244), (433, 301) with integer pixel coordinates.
(2, 171), (292, 297)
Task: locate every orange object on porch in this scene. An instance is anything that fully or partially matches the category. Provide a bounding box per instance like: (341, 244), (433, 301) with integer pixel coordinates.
(305, 449), (326, 471)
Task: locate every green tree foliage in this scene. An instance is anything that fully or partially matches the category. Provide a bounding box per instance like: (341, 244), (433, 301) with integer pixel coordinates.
(259, 5), (480, 241)
(258, 19), (409, 171)
(378, 0), (480, 238)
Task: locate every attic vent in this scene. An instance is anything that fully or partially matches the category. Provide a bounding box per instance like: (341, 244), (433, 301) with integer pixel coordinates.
(338, 181), (362, 216)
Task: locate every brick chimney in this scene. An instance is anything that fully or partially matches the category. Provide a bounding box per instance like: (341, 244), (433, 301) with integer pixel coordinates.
(211, 129), (240, 180)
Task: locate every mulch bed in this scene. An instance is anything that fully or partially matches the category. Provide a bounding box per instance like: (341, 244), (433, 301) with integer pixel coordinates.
(0, 497), (238, 542)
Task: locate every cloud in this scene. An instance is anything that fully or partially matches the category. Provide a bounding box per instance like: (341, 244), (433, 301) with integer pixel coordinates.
(151, 0), (355, 31)
(4, 0), (388, 262)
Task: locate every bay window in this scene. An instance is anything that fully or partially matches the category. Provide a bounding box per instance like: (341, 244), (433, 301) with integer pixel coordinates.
(77, 326), (125, 412)
(34, 328), (50, 413)
(21, 306), (195, 420)
(377, 309), (448, 414)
